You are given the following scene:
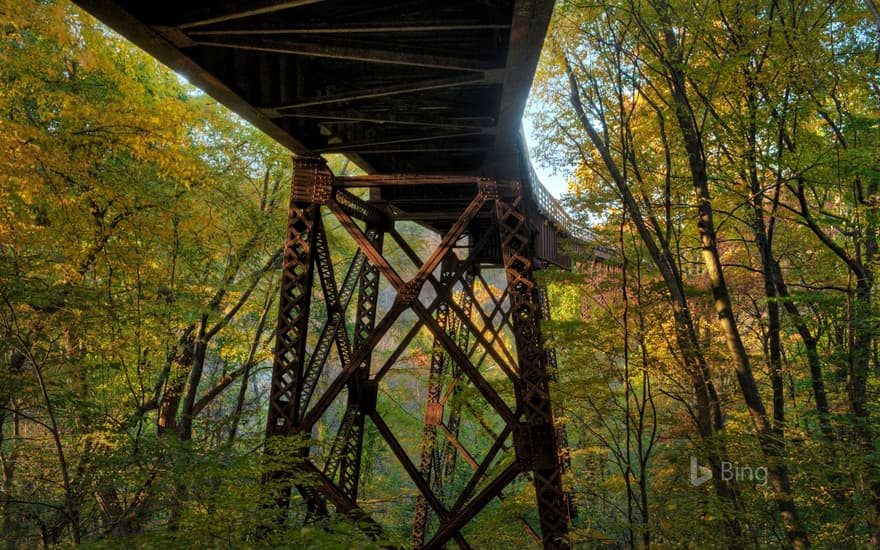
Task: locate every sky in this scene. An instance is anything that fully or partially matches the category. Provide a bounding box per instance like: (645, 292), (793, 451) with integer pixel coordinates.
(522, 116), (570, 199)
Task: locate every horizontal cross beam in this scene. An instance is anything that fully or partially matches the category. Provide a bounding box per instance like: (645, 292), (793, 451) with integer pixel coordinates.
(336, 175), (488, 187)
(267, 72), (503, 111)
(178, 0), (326, 30)
(270, 109), (493, 131)
(314, 131), (483, 154)
(187, 23), (512, 35)
(194, 36), (492, 71)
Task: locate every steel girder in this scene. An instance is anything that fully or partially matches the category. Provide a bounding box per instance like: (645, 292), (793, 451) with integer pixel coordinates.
(264, 158), (570, 549)
(496, 186), (570, 548)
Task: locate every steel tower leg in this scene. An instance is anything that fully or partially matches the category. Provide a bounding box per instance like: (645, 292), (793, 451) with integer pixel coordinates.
(263, 157), (383, 528)
(263, 157), (327, 515)
(496, 186), (571, 549)
(323, 221), (383, 500)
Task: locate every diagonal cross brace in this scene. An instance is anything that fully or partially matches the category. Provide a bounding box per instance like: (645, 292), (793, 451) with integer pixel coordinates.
(264, 163), (571, 548)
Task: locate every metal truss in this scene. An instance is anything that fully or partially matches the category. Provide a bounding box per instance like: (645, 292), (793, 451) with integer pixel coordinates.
(264, 158), (571, 549)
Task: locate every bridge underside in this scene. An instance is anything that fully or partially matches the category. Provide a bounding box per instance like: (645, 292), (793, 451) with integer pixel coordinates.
(72, 0), (552, 178)
(71, 0), (572, 547)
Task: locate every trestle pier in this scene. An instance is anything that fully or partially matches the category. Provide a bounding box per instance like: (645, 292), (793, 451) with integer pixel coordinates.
(264, 157), (572, 548)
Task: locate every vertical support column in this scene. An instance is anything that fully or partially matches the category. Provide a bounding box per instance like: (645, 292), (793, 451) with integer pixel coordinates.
(496, 184), (570, 549)
(412, 257), (456, 548)
(264, 156), (332, 509)
(327, 223), (383, 500)
(440, 266), (476, 490)
(537, 285), (576, 521)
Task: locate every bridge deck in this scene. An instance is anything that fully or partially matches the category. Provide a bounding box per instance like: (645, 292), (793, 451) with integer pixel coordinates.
(72, 0), (578, 266)
(73, 0), (553, 179)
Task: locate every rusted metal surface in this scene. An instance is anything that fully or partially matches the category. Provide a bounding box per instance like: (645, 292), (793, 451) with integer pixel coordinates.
(72, 0), (552, 176)
(411, 262), (455, 548)
(335, 175), (489, 187)
(260, 161), (572, 548)
(68, 2), (589, 547)
(265, 157), (325, 436)
(496, 186), (571, 548)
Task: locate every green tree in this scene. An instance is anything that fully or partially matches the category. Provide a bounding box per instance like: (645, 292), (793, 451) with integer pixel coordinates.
(532, 0), (879, 547)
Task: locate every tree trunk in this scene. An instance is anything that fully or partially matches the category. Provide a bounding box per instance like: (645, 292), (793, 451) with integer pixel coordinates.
(157, 325), (196, 435)
(229, 289), (275, 442)
(772, 261), (835, 441)
(653, 2), (809, 544)
(178, 314), (209, 442)
(562, 53), (745, 543)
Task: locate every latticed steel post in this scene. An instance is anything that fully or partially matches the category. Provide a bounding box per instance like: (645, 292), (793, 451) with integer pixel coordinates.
(440, 267), (475, 490)
(263, 156), (333, 510)
(260, 167), (571, 547)
(496, 185), (571, 549)
(324, 223), (383, 500)
(537, 284), (576, 520)
(412, 257), (456, 548)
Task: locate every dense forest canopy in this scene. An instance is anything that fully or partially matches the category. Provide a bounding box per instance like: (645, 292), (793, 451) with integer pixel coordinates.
(1, 0), (879, 548)
(530, 0), (880, 547)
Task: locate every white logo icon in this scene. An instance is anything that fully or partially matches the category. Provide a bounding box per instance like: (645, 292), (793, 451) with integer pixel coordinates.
(690, 456), (712, 486)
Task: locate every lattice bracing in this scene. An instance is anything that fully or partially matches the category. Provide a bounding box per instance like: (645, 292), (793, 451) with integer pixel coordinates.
(264, 164), (571, 549)
(497, 188), (571, 548)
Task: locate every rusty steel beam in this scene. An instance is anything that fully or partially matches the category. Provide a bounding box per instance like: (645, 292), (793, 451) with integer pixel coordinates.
(447, 282), (519, 382)
(299, 460), (383, 539)
(302, 213), (484, 438)
(267, 73), (500, 111)
(297, 218), (361, 415)
(334, 222), (383, 499)
(262, 157), (332, 520)
(414, 189), (488, 285)
(371, 410), (451, 520)
(262, 167), (570, 548)
(300, 172), (487, 433)
(298, 300), (404, 431)
(437, 421), (542, 546)
(437, 423), (479, 470)
(465, 279), (513, 362)
(265, 157), (328, 438)
(412, 260), (457, 548)
(438, 268), (476, 492)
(496, 188), (570, 549)
(73, 0), (552, 178)
(435, 276), (546, 547)
(391, 210), (492, 223)
(327, 199), (405, 290)
(71, 2), (314, 156)
(269, 110), (492, 131)
(370, 234), (491, 385)
(333, 188), (385, 225)
(336, 174), (489, 187)
(425, 462), (522, 549)
(187, 23), (512, 35)
(413, 300), (518, 429)
(333, 147), (492, 155)
(451, 425), (512, 514)
(194, 36), (491, 71)
(372, 318), (425, 382)
(314, 131), (484, 154)
(536, 284), (575, 510)
(177, 1), (326, 29)
(387, 227), (521, 382)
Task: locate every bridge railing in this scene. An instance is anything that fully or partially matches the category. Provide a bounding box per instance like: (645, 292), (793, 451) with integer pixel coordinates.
(518, 133), (617, 265)
(523, 158), (592, 242)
